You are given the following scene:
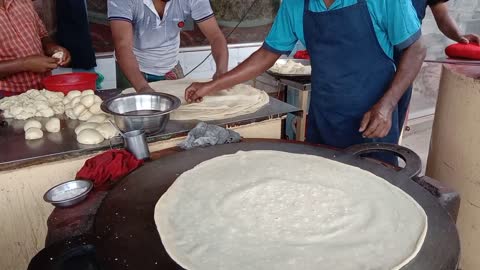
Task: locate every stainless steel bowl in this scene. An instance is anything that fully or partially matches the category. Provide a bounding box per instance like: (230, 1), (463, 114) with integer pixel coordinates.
(43, 180), (93, 208)
(101, 93), (181, 135)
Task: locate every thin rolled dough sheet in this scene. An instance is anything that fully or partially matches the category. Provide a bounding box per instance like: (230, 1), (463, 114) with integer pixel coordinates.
(123, 79), (269, 121)
(155, 150), (428, 270)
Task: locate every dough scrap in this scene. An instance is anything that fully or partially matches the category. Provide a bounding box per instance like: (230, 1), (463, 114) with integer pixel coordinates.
(77, 129), (104, 145)
(155, 151), (428, 270)
(45, 118), (61, 133)
(25, 127), (44, 140)
(24, 120), (42, 132)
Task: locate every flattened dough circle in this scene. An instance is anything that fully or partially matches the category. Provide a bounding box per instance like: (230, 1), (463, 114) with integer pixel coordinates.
(155, 151), (427, 270)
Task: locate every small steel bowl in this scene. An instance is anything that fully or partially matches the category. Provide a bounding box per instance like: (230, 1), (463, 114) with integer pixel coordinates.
(101, 93), (181, 135)
(43, 180), (93, 208)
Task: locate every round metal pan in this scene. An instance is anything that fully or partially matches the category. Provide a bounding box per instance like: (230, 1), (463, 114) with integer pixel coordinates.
(88, 140), (459, 270)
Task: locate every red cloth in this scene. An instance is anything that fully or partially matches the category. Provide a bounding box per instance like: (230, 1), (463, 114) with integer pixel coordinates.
(294, 50), (310, 59)
(445, 43), (480, 60)
(76, 150), (144, 188)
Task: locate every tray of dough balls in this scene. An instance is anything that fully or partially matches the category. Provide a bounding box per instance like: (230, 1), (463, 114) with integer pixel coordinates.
(0, 89), (121, 165)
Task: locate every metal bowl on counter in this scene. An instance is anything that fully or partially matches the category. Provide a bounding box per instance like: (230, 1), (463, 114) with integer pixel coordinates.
(101, 93), (181, 135)
(43, 180), (93, 208)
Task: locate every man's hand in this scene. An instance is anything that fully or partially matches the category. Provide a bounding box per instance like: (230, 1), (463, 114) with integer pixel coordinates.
(459, 34), (480, 44)
(185, 82), (213, 103)
(138, 86), (156, 94)
(359, 100), (395, 139)
(49, 46), (71, 66)
(23, 55), (58, 73)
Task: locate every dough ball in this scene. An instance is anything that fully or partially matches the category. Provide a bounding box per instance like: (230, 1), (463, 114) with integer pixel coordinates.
(89, 102), (102, 114)
(81, 90), (95, 96)
(52, 103), (65, 114)
(45, 118), (61, 133)
(77, 129), (104, 145)
(65, 109), (77, 120)
(75, 122), (99, 135)
(62, 97), (71, 105)
(80, 95), (95, 108)
(73, 104), (86, 117)
(10, 106), (23, 116)
(34, 100), (49, 111)
(78, 110), (93, 121)
(66, 90), (82, 99)
(24, 120), (42, 132)
(96, 123), (119, 139)
(87, 114), (108, 123)
(16, 111), (35, 120)
(52, 51), (64, 62)
(93, 95), (102, 103)
(25, 127), (44, 140)
(39, 108), (54, 117)
(25, 89), (40, 98)
(70, 96), (82, 107)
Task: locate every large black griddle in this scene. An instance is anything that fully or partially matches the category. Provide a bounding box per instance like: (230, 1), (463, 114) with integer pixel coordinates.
(30, 141), (460, 270)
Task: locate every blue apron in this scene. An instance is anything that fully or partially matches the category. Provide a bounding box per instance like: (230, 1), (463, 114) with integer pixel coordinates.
(303, 0), (400, 164)
(395, 0), (428, 130)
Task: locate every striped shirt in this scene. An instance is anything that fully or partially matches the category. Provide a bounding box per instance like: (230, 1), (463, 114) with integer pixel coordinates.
(0, 0), (49, 93)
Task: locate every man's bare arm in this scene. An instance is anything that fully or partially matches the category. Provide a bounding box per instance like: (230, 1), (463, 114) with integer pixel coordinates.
(197, 17), (229, 78)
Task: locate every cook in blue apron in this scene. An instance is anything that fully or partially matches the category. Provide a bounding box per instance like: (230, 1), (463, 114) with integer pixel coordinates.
(184, 0), (423, 165)
(303, 0), (421, 164)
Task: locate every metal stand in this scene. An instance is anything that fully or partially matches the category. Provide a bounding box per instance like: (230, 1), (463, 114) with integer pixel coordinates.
(254, 73), (311, 141)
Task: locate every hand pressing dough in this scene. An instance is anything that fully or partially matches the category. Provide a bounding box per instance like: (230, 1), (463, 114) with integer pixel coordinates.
(81, 90), (95, 96)
(80, 95), (95, 108)
(122, 79), (269, 121)
(87, 114), (108, 123)
(66, 90), (82, 99)
(24, 120), (42, 132)
(45, 118), (60, 133)
(95, 123), (119, 139)
(75, 122), (99, 135)
(77, 129), (104, 145)
(89, 102), (102, 114)
(78, 110), (93, 121)
(73, 104), (86, 117)
(25, 127), (43, 140)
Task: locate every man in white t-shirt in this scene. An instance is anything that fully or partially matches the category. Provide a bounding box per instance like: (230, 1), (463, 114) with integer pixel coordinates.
(108, 0), (228, 92)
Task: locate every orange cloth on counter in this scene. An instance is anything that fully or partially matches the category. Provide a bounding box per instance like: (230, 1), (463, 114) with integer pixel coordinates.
(76, 149), (144, 188)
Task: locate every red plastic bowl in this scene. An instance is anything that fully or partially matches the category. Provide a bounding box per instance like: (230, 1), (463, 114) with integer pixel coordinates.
(42, 72), (98, 95)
